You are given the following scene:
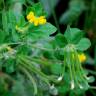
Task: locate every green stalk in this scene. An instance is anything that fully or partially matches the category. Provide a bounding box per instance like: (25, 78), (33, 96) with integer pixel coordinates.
(74, 50), (88, 86)
(71, 52), (79, 88)
(23, 55), (52, 66)
(18, 58), (50, 86)
(18, 55), (58, 82)
(30, 44), (53, 51)
(62, 50), (67, 77)
(24, 54), (63, 65)
(66, 51), (74, 86)
(18, 65), (38, 95)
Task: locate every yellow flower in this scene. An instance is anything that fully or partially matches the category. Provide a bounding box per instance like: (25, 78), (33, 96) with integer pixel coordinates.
(38, 16), (46, 25)
(39, 19), (46, 25)
(26, 11), (35, 21)
(78, 53), (86, 63)
(34, 17), (39, 26)
(26, 11), (47, 26)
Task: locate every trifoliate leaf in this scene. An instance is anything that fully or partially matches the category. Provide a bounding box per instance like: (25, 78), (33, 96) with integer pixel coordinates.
(55, 34), (67, 47)
(64, 27), (84, 44)
(76, 38), (91, 51)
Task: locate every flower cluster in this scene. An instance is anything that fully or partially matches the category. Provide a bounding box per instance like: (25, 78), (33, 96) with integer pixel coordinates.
(27, 11), (47, 26)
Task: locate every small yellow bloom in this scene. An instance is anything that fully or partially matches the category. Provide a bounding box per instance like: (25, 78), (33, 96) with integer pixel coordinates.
(27, 12), (35, 23)
(26, 12), (35, 21)
(78, 53), (86, 63)
(29, 18), (35, 23)
(38, 16), (46, 25)
(34, 18), (39, 26)
(39, 18), (47, 25)
(26, 11), (47, 26)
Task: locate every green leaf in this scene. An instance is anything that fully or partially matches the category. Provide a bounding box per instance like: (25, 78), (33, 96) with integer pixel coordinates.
(64, 27), (84, 44)
(34, 23), (57, 35)
(59, 0), (85, 24)
(26, 2), (46, 16)
(76, 38), (91, 51)
(50, 63), (62, 75)
(42, 43), (54, 59)
(55, 34), (67, 48)
(17, 45), (30, 55)
(28, 23), (57, 41)
(5, 59), (16, 73)
(7, 10), (20, 42)
(58, 85), (69, 94)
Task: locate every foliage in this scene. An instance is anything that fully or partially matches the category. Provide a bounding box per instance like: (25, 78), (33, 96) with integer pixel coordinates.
(0, 0), (96, 96)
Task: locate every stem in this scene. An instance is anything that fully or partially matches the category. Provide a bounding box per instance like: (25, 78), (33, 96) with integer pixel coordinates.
(71, 52), (79, 87)
(66, 51), (73, 84)
(31, 44), (53, 51)
(18, 55), (58, 82)
(74, 50), (87, 83)
(18, 65), (38, 95)
(62, 50), (66, 77)
(18, 58), (50, 86)
(24, 56), (51, 66)
(48, 0), (61, 33)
